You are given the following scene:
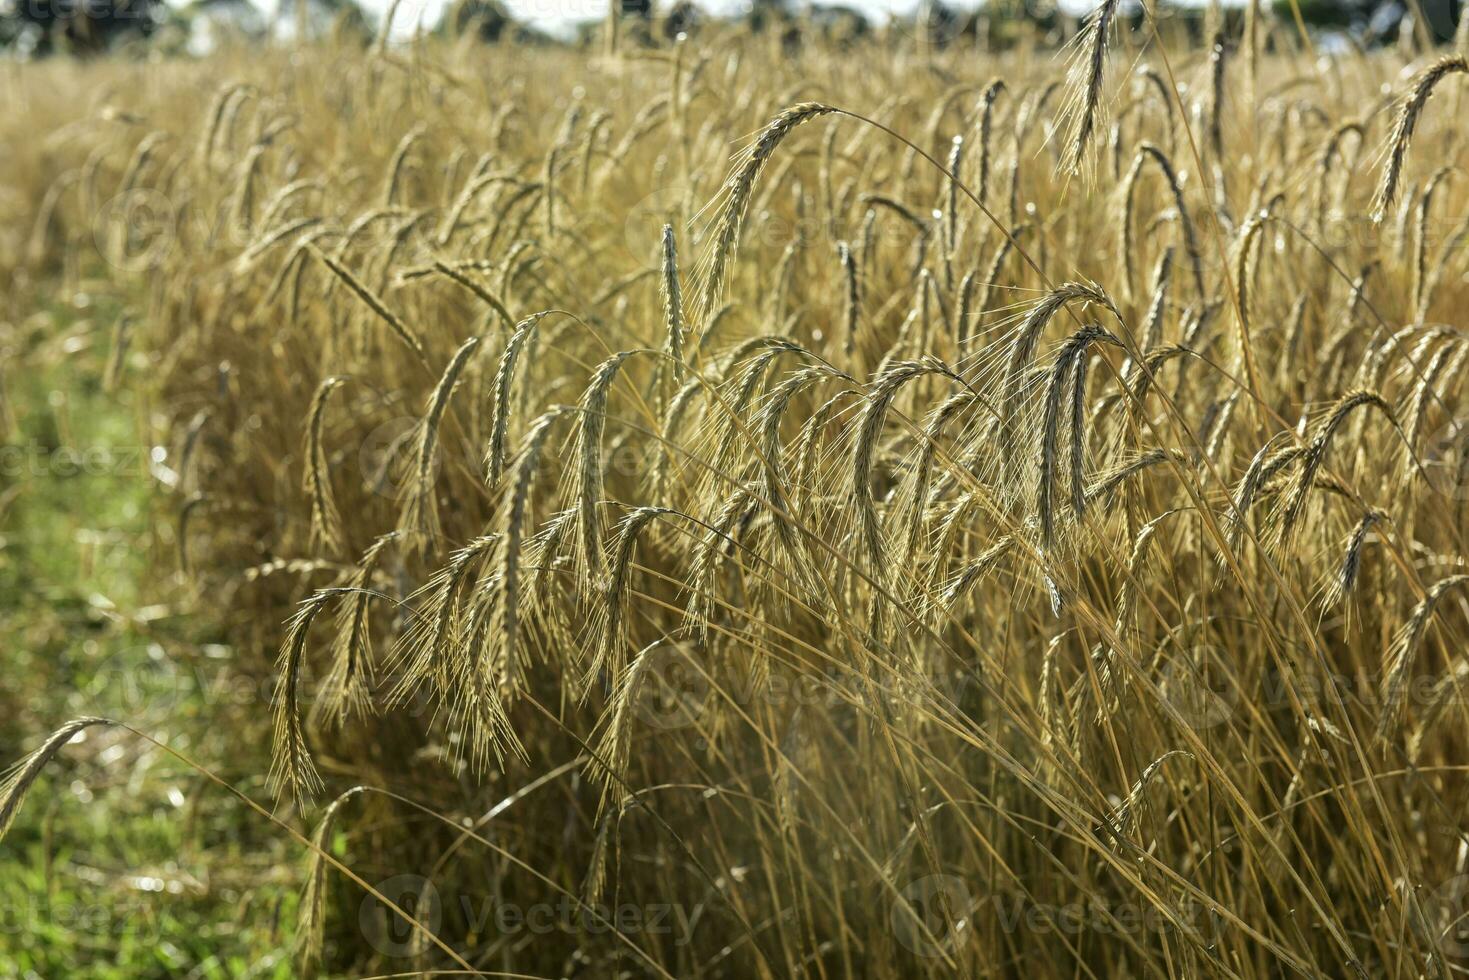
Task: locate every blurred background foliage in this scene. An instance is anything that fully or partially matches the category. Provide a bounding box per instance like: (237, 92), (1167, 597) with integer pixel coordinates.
(1, 0), (1463, 58)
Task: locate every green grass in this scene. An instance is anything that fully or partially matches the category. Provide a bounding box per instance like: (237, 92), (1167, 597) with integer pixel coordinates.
(0, 294), (297, 978)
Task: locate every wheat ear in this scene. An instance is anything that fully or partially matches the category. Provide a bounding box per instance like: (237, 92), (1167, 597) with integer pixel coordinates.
(314, 249), (428, 364)
(486, 312), (550, 486)
(572, 351), (644, 593)
(1372, 56), (1469, 221)
(304, 375), (349, 556)
(320, 532), (399, 727)
(1379, 575), (1469, 741)
(1001, 282), (1120, 474)
(295, 785), (366, 973)
(1059, 0), (1121, 175)
(1327, 510), (1388, 608)
(697, 103), (836, 319)
(1279, 391), (1399, 545)
(270, 590), (336, 805)
(1, 718), (116, 842)
(493, 407), (567, 707)
(661, 224), (686, 382)
(398, 336), (482, 553)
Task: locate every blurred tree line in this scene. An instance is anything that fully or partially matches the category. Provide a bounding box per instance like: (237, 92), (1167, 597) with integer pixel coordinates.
(0, 0), (1462, 58)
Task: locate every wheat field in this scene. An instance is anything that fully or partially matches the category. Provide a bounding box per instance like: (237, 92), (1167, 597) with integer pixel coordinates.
(5, 8), (1469, 976)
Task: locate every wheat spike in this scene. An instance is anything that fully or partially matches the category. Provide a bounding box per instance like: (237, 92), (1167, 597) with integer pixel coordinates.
(1, 718), (116, 842)
(1372, 56), (1469, 221)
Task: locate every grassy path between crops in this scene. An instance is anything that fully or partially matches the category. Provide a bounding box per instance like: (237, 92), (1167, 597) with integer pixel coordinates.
(1, 293), (297, 978)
